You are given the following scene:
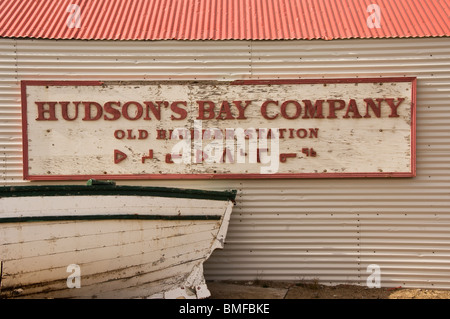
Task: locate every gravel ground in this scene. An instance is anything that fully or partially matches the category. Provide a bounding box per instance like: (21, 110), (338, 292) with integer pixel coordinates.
(207, 280), (450, 299)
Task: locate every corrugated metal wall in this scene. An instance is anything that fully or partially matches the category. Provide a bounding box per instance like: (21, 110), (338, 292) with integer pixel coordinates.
(1, 37), (449, 289)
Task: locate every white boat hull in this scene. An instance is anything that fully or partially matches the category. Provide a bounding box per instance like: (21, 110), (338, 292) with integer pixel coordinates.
(0, 184), (236, 299)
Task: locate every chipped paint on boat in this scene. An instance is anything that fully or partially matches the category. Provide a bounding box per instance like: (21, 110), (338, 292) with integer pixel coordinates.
(0, 184), (236, 299)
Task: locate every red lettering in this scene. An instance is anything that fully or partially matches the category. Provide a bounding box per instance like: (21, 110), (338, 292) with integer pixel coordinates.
(302, 100), (324, 119)
(281, 100), (301, 119)
(127, 129), (136, 139)
(288, 128), (295, 138)
(138, 129), (149, 139)
(35, 102), (58, 121)
(60, 101), (79, 121)
(261, 101), (279, 120)
(170, 101), (187, 120)
(122, 101), (143, 120)
(344, 99), (363, 118)
(216, 101), (234, 120)
(141, 149), (153, 163)
(363, 98), (382, 118)
(221, 148), (235, 163)
(256, 148), (268, 163)
(114, 130), (125, 139)
(197, 101), (215, 120)
(233, 100), (251, 119)
(309, 128), (319, 138)
(114, 149), (127, 164)
(280, 153), (296, 162)
(143, 101), (165, 120)
(156, 129), (166, 140)
(296, 128), (307, 138)
(103, 101), (121, 120)
(327, 99), (346, 119)
(385, 98), (404, 118)
(82, 102), (102, 121)
(165, 154), (174, 163)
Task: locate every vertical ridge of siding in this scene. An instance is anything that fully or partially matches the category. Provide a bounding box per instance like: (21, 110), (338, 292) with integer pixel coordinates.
(0, 40), (21, 184)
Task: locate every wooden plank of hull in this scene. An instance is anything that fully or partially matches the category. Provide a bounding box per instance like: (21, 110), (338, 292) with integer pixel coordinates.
(0, 187), (236, 299)
(6, 246), (211, 299)
(0, 216), (230, 298)
(1, 219), (217, 245)
(2, 221), (219, 285)
(19, 260), (204, 299)
(0, 195), (228, 219)
(1, 220), (219, 261)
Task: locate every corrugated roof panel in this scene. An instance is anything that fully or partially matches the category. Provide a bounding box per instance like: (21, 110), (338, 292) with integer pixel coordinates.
(0, 0), (448, 40)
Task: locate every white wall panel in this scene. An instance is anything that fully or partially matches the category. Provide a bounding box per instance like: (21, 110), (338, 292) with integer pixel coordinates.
(1, 37), (449, 288)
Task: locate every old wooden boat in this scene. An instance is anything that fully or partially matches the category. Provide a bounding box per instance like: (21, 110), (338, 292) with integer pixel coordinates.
(0, 181), (236, 299)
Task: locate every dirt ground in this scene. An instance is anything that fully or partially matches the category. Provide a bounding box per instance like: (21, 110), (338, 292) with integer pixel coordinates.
(207, 280), (450, 299)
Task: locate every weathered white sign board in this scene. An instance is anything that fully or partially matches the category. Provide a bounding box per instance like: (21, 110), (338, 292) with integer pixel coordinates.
(21, 78), (416, 180)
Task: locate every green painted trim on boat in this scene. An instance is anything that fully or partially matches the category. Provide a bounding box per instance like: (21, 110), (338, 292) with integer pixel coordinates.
(0, 185), (237, 201)
(0, 214), (222, 223)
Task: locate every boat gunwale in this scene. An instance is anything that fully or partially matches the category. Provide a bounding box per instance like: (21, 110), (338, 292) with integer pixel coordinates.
(0, 185), (237, 202)
(0, 214), (222, 223)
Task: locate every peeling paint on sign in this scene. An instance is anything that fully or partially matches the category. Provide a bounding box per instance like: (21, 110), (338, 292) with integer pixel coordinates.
(21, 78), (416, 180)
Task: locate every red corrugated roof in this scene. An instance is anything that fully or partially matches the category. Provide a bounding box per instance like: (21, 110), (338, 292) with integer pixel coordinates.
(0, 0), (449, 40)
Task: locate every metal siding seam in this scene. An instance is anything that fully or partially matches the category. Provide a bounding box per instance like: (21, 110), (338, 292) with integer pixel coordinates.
(102, 0), (120, 40)
(0, 40), (20, 184)
(158, 0), (173, 40)
(198, 0), (207, 40)
(406, 0), (428, 36)
(388, 0), (407, 37)
(284, 0), (299, 39)
(315, 0), (329, 40)
(171, 0), (184, 40)
(208, 0), (217, 40)
(132, 0), (147, 40)
(417, 0), (448, 35)
(118, 0), (136, 40)
(82, 0), (102, 39)
(270, 0), (282, 39)
(141, 0), (156, 39)
(180, 0), (192, 40)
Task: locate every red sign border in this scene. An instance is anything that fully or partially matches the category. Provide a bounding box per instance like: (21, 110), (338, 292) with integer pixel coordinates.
(21, 78), (417, 181)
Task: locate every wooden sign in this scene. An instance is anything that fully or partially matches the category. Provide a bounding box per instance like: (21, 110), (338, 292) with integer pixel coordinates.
(21, 78), (416, 180)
